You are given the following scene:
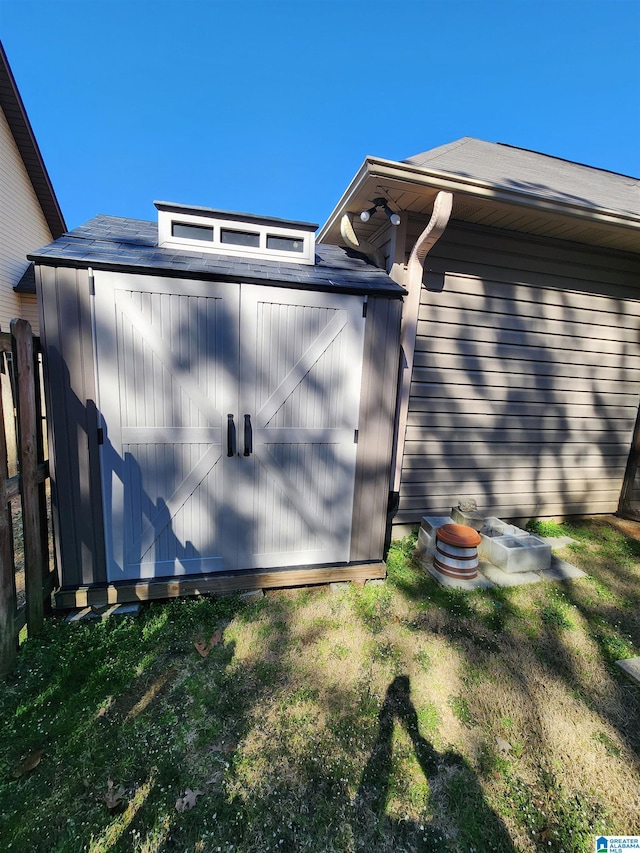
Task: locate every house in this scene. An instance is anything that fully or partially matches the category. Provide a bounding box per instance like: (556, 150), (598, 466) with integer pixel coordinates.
(29, 203), (405, 606)
(318, 137), (640, 532)
(0, 41), (65, 332)
(28, 139), (640, 606)
(0, 40), (65, 470)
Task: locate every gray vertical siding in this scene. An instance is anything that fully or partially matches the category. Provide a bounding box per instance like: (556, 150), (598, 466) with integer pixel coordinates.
(351, 296), (402, 560)
(395, 220), (640, 525)
(38, 261), (402, 588)
(36, 265), (106, 586)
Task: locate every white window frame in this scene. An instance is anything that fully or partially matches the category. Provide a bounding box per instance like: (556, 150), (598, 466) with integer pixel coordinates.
(157, 209), (316, 265)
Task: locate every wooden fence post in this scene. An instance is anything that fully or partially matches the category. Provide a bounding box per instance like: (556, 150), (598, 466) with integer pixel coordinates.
(12, 319), (45, 636)
(0, 332), (17, 675)
(0, 360), (17, 675)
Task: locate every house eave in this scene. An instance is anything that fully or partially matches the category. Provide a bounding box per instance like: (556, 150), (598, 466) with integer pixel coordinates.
(319, 156), (640, 253)
(0, 41), (66, 238)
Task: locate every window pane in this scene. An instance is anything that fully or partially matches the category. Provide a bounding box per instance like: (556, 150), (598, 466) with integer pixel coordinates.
(220, 229), (260, 247)
(266, 235), (304, 253)
(172, 222), (214, 241)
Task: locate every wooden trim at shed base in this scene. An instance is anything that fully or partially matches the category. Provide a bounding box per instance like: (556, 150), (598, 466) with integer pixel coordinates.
(53, 562), (387, 610)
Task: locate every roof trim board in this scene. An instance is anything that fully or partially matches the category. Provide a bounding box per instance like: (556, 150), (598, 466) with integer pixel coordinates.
(318, 143), (640, 253)
(0, 41), (66, 239)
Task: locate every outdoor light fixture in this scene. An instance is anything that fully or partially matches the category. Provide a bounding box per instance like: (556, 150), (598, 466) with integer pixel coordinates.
(360, 197), (401, 226)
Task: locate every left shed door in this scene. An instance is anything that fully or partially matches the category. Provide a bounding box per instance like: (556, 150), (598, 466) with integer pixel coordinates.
(93, 272), (240, 581)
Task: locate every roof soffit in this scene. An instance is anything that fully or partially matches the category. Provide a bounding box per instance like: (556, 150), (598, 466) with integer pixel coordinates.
(318, 156), (640, 255)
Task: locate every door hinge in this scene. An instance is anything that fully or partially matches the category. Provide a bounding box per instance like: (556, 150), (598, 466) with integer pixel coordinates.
(362, 297), (368, 318)
(97, 427), (104, 445)
(354, 429), (359, 444)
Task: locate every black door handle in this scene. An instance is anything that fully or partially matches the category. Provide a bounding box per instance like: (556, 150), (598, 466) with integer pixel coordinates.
(243, 414), (252, 457)
(227, 414), (236, 457)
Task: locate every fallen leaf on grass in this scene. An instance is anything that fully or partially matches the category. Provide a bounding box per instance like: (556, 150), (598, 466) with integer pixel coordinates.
(194, 630), (222, 657)
(104, 780), (126, 810)
(496, 737), (512, 755)
(175, 788), (204, 812)
(12, 749), (44, 778)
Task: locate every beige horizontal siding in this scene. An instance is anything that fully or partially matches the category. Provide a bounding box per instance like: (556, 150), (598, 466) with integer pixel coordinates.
(0, 105), (52, 331)
(396, 221), (640, 524)
(18, 295), (40, 335)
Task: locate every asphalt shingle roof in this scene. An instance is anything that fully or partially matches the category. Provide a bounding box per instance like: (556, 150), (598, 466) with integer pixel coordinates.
(28, 214), (405, 297)
(404, 137), (640, 218)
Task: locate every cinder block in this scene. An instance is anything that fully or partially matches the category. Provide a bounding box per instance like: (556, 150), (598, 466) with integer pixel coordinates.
(239, 589), (264, 601)
(481, 517), (526, 537)
(451, 506), (484, 530)
(490, 534), (551, 573)
(420, 516), (453, 537)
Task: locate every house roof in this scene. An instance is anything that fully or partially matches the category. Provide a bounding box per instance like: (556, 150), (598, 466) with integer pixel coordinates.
(0, 41), (66, 239)
(404, 137), (639, 219)
(28, 214), (406, 297)
(318, 137), (640, 255)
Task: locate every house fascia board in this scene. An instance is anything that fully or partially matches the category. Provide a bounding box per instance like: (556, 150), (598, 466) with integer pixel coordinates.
(0, 41), (66, 238)
(318, 156), (640, 243)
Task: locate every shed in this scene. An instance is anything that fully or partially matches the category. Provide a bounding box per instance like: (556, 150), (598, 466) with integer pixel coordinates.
(30, 202), (405, 607)
(319, 138), (640, 531)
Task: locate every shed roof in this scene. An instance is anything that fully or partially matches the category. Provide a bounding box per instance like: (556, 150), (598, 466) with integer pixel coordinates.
(0, 41), (66, 238)
(404, 137), (639, 219)
(28, 214), (406, 297)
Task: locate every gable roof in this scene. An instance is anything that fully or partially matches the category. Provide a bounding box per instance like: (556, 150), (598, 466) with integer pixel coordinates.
(318, 138), (640, 254)
(0, 41), (66, 238)
(404, 137), (639, 219)
(28, 214), (405, 297)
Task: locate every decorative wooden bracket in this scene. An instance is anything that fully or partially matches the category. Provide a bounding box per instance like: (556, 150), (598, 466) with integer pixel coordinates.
(391, 191), (454, 494)
(340, 213), (386, 270)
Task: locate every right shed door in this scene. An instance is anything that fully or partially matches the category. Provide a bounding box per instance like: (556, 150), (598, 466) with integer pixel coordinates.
(237, 284), (365, 569)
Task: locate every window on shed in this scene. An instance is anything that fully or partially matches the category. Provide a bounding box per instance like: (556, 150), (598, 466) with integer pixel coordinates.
(172, 222), (214, 242)
(266, 234), (304, 253)
(220, 228), (260, 248)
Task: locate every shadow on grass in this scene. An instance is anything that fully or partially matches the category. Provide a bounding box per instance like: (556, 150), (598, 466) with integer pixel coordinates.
(353, 674), (516, 852)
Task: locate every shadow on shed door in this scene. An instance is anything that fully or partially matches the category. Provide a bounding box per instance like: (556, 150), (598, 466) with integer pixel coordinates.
(93, 272), (365, 581)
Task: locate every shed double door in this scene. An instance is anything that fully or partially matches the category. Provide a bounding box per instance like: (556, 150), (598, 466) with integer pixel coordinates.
(93, 272), (365, 581)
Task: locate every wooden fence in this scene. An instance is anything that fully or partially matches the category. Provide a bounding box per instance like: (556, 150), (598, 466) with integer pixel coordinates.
(0, 319), (54, 676)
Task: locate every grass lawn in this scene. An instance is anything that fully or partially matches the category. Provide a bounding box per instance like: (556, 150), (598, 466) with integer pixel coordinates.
(1, 518), (639, 852)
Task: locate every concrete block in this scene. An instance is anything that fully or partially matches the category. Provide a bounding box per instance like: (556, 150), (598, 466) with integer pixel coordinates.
(538, 557), (587, 581)
(616, 657), (640, 687)
(416, 527), (435, 557)
(65, 607), (95, 622)
(451, 506), (485, 530)
(489, 534), (551, 573)
(481, 517), (526, 538)
(103, 603), (141, 618)
(64, 602), (141, 622)
(541, 535), (578, 548)
(480, 564), (543, 587)
(420, 515), (453, 537)
(366, 579), (385, 587)
(479, 518), (526, 559)
(239, 589), (264, 601)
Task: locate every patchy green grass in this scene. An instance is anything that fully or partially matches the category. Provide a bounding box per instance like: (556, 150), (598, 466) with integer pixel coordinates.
(1, 519), (640, 852)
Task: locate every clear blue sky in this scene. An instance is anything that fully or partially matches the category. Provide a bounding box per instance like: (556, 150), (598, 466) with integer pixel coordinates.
(2, 0), (639, 231)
